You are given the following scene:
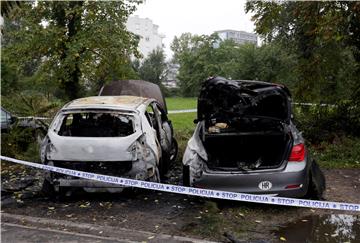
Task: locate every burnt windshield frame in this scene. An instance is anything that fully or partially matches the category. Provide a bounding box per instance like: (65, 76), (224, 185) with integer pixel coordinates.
(56, 111), (135, 137)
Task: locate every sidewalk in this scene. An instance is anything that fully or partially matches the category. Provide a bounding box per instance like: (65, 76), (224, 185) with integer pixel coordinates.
(1, 213), (215, 243)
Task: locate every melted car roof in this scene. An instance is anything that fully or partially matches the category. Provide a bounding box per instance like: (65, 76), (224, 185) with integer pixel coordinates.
(64, 96), (150, 110)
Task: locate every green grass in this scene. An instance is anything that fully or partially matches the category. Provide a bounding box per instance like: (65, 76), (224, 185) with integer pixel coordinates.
(169, 112), (197, 131)
(312, 136), (360, 169)
(166, 98), (197, 156)
(166, 97), (197, 110)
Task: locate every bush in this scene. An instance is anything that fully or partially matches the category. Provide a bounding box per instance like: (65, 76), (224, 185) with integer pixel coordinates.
(1, 126), (40, 161)
(311, 136), (360, 168)
(294, 101), (360, 144)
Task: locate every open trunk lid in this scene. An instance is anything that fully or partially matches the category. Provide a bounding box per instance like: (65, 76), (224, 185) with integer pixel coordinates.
(197, 77), (292, 124)
(99, 80), (167, 113)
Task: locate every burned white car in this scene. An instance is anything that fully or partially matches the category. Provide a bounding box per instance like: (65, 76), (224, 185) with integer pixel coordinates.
(183, 77), (325, 199)
(41, 94), (177, 195)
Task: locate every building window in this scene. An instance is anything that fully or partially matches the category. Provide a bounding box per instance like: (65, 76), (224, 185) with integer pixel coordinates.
(145, 37), (150, 41)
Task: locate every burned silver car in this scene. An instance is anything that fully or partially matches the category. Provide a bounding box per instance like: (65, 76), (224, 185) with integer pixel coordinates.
(41, 93), (177, 195)
(183, 77), (325, 198)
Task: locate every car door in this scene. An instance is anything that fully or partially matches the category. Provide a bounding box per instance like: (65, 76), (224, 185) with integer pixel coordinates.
(151, 102), (172, 156)
(144, 104), (162, 159)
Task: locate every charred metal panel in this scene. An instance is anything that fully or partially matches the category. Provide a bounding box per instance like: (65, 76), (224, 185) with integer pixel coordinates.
(197, 77), (291, 123)
(99, 80), (167, 113)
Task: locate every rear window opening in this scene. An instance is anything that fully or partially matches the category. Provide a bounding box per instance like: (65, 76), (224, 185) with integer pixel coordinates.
(58, 112), (134, 137)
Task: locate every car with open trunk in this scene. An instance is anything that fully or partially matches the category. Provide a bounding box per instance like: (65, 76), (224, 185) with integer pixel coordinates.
(183, 77), (325, 198)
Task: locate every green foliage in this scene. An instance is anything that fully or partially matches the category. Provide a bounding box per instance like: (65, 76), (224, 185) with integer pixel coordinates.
(294, 102), (360, 144)
(137, 48), (167, 86)
(1, 127), (40, 161)
(171, 33), (298, 96)
(246, 1), (360, 103)
(2, 1), (142, 100)
(312, 137), (360, 169)
(171, 33), (221, 96)
(1, 92), (62, 117)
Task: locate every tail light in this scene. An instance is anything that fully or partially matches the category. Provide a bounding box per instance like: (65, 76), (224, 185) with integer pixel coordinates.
(288, 143), (305, 162)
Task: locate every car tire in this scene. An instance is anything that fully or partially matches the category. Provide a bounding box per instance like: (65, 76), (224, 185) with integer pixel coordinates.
(41, 178), (68, 199)
(169, 138), (178, 163)
(305, 160), (326, 200)
(159, 158), (167, 180)
(152, 167), (161, 183)
(41, 179), (56, 198)
(183, 165), (190, 187)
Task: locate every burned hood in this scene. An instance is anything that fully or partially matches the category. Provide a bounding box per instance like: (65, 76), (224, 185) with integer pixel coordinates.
(198, 77), (292, 123)
(99, 80), (167, 113)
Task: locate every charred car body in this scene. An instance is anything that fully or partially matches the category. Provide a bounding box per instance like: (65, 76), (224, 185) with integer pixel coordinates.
(41, 81), (177, 195)
(183, 77), (325, 198)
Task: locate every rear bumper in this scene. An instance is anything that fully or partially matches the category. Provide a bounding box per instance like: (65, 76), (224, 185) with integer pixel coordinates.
(192, 161), (310, 198)
(47, 159), (157, 192)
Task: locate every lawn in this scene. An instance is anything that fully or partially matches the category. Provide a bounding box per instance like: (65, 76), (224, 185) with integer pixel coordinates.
(165, 97), (197, 110)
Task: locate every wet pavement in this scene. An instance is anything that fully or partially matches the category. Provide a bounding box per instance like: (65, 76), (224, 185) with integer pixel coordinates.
(274, 214), (360, 242)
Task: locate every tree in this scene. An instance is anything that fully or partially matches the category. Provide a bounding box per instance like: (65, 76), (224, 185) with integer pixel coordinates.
(246, 1), (360, 102)
(171, 33), (297, 96)
(137, 48), (167, 86)
(2, 1), (142, 100)
(171, 33), (221, 96)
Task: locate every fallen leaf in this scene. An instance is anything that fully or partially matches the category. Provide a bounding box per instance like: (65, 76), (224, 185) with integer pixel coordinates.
(48, 207), (55, 210)
(147, 236), (155, 240)
(280, 236), (286, 241)
(239, 213), (245, 217)
(66, 214), (73, 218)
(79, 202), (90, 208)
(255, 220), (262, 224)
(301, 219), (308, 222)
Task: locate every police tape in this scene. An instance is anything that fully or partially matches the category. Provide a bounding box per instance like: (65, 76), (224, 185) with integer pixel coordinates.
(1, 155), (359, 212)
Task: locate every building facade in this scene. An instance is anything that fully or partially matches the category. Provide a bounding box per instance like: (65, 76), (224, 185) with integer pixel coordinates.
(163, 63), (180, 89)
(126, 15), (165, 58)
(215, 29), (257, 46)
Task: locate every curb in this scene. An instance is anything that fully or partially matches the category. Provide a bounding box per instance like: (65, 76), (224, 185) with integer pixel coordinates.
(1, 213), (216, 243)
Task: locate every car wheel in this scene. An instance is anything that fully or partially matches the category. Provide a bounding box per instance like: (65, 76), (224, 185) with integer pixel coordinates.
(41, 178), (68, 199)
(305, 160), (326, 199)
(152, 167), (161, 183)
(183, 165), (190, 187)
(41, 178), (55, 198)
(169, 138), (178, 163)
(158, 158), (167, 180)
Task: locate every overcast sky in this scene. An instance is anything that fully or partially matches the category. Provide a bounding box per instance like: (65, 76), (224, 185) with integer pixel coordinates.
(132, 0), (255, 59)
